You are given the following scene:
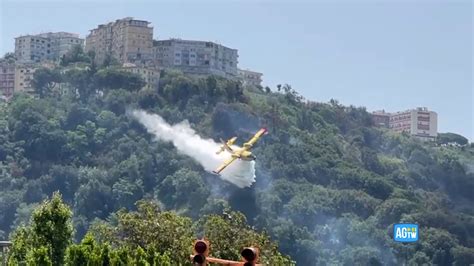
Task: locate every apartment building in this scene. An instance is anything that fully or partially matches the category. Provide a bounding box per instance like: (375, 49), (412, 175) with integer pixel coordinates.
(121, 63), (159, 90)
(371, 110), (391, 127)
(0, 61), (15, 98)
(390, 107), (438, 140)
(14, 64), (37, 94)
(238, 69), (263, 87)
(15, 32), (84, 63)
(41, 32), (84, 59)
(85, 17), (153, 65)
(372, 107), (438, 141)
(153, 39), (238, 78)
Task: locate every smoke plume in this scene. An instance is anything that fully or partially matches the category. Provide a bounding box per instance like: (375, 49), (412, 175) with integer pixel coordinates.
(131, 110), (256, 188)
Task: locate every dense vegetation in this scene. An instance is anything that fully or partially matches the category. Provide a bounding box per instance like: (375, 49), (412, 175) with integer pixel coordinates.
(1, 49), (473, 265)
(6, 193), (291, 265)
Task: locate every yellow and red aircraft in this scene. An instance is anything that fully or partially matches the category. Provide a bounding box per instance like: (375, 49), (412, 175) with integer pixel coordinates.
(213, 128), (268, 175)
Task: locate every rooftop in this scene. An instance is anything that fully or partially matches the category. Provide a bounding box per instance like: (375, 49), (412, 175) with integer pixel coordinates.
(0, 241), (12, 247)
(372, 107), (434, 116)
(15, 32), (81, 39)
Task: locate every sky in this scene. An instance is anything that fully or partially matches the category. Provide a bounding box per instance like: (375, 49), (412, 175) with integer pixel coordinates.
(1, 0), (472, 140)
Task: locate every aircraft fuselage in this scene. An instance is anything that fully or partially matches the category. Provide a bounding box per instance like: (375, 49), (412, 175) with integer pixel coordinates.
(231, 150), (256, 161)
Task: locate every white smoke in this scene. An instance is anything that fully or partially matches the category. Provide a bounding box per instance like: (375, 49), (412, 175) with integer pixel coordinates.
(131, 110), (256, 188)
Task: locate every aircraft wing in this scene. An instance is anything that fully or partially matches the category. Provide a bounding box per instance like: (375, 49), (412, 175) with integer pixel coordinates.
(243, 128), (268, 149)
(213, 156), (237, 175)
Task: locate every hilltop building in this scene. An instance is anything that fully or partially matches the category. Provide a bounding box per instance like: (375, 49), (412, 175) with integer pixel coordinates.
(0, 61), (15, 98)
(390, 107), (438, 140)
(372, 107), (438, 141)
(121, 63), (160, 90)
(15, 32), (84, 63)
(8, 17), (258, 98)
(371, 110), (391, 127)
(152, 39), (238, 78)
(1, 59), (56, 99)
(14, 64), (37, 94)
(238, 69), (263, 87)
(85, 17), (154, 65)
(85, 18), (240, 79)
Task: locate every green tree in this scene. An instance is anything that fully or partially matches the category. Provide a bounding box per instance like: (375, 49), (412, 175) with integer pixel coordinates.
(31, 68), (62, 98)
(2, 52), (16, 63)
(198, 211), (294, 265)
(8, 226), (33, 265)
(8, 192), (73, 266)
(26, 246), (53, 266)
(101, 53), (120, 68)
(94, 68), (145, 91)
(31, 192), (73, 266)
(114, 201), (194, 264)
(63, 69), (95, 102)
(65, 233), (108, 265)
(437, 132), (469, 146)
(60, 45), (91, 66)
(157, 168), (210, 212)
(104, 89), (133, 115)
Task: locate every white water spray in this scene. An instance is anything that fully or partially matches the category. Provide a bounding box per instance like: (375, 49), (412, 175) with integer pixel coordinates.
(131, 110), (256, 188)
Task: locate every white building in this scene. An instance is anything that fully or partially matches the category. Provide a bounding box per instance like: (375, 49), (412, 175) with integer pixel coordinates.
(386, 107), (438, 141)
(15, 32), (84, 63)
(121, 63), (159, 90)
(14, 64), (37, 94)
(153, 39), (238, 78)
(238, 69), (263, 87)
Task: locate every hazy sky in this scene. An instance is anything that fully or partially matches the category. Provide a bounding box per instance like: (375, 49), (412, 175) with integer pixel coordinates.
(1, 0), (472, 140)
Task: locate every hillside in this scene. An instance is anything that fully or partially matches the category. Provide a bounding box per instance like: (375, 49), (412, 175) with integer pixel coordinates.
(1, 53), (473, 265)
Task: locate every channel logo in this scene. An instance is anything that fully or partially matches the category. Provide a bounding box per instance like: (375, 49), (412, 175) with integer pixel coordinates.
(393, 224), (418, 243)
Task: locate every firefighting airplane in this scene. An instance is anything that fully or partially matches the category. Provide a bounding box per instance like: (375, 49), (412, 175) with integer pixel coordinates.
(213, 128), (268, 175)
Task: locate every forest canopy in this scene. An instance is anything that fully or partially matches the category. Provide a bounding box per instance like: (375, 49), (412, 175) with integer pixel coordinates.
(0, 53), (473, 265)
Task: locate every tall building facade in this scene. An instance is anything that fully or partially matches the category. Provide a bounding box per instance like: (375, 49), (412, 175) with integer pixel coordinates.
(85, 17), (154, 65)
(14, 64), (37, 94)
(15, 35), (49, 63)
(40, 32), (84, 60)
(372, 107), (438, 141)
(121, 63), (160, 90)
(152, 39), (238, 78)
(0, 61), (15, 98)
(15, 32), (84, 63)
(390, 107), (438, 140)
(238, 69), (263, 87)
(371, 110), (391, 127)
